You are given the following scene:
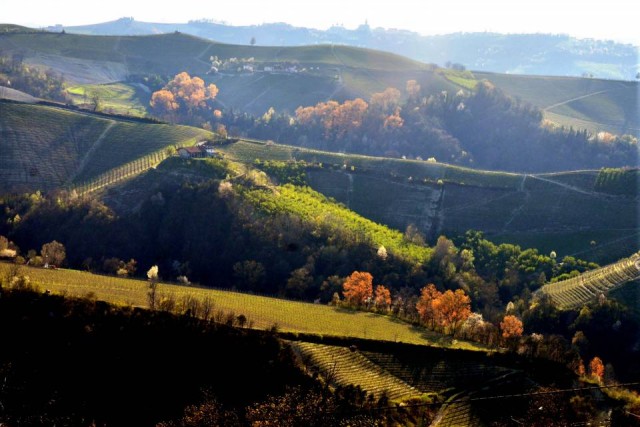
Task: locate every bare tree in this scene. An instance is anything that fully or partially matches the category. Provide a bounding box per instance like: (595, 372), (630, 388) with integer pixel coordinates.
(147, 265), (159, 309)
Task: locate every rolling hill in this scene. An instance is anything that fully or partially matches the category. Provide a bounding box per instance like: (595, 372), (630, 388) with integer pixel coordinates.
(0, 30), (637, 265)
(0, 100), (211, 194)
(0, 262), (587, 425)
(0, 262), (482, 350)
(219, 139), (640, 265)
(0, 29), (459, 115)
(1, 97), (636, 265)
(476, 72), (640, 136)
(49, 18), (640, 80)
(2, 24), (639, 426)
(0, 30), (439, 112)
(1, 28), (636, 130)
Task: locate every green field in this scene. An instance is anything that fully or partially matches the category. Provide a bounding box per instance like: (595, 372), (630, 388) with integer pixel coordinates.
(0, 31), (429, 76)
(438, 69), (479, 90)
(66, 82), (150, 116)
(0, 263), (485, 351)
(490, 229), (640, 263)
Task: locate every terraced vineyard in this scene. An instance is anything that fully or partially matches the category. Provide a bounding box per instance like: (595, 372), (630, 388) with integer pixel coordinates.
(0, 101), (111, 193)
(0, 101), (212, 195)
(360, 351), (513, 394)
(292, 342), (526, 426)
(540, 251), (640, 310)
(72, 121), (210, 182)
(292, 342), (418, 400)
(71, 150), (169, 197)
(433, 393), (477, 427)
(221, 139), (639, 265)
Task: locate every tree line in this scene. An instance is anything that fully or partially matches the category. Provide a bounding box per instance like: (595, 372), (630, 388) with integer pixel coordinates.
(144, 70), (637, 173)
(0, 53), (66, 101)
(213, 78), (638, 173)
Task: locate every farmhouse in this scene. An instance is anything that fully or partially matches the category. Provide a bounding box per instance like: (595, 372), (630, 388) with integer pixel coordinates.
(177, 141), (223, 159)
(177, 146), (206, 158)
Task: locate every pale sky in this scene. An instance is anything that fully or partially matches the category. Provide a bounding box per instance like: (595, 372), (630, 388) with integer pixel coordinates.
(5, 0), (640, 45)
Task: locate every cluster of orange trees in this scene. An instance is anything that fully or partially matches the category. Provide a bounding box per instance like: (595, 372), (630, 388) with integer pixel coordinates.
(341, 271), (524, 341)
(577, 356), (606, 383)
(295, 87), (405, 141)
(150, 72), (221, 125)
(342, 271), (392, 310)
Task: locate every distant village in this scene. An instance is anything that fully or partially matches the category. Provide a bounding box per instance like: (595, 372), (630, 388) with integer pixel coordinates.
(208, 56), (301, 75)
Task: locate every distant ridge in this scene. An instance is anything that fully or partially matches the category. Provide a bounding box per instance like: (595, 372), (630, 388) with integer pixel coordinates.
(46, 18), (640, 80)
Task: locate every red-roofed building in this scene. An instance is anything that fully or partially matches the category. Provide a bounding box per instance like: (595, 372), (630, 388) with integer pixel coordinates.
(177, 146), (205, 158)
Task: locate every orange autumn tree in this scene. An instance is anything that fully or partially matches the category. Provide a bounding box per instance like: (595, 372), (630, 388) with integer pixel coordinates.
(166, 71), (218, 111)
(295, 98), (368, 140)
(500, 315), (524, 340)
(369, 87), (401, 114)
(383, 108), (404, 129)
(406, 79), (421, 101)
(433, 289), (471, 335)
(373, 285), (392, 311)
(149, 90), (179, 118)
(151, 71), (218, 120)
(342, 271), (373, 307)
(589, 356), (605, 382)
(416, 284), (442, 328)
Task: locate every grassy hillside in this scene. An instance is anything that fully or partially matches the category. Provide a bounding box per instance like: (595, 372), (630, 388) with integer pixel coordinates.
(2, 30), (635, 129)
(0, 31), (428, 76)
(57, 19), (640, 80)
(0, 31), (456, 114)
(0, 101), (211, 194)
(0, 86), (39, 102)
(243, 184), (432, 265)
(66, 82), (150, 116)
(539, 251), (640, 310)
(219, 139), (639, 264)
(475, 72), (640, 136)
(0, 262), (484, 350)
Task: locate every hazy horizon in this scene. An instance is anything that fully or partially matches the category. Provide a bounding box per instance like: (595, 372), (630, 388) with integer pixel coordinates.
(4, 0), (640, 46)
